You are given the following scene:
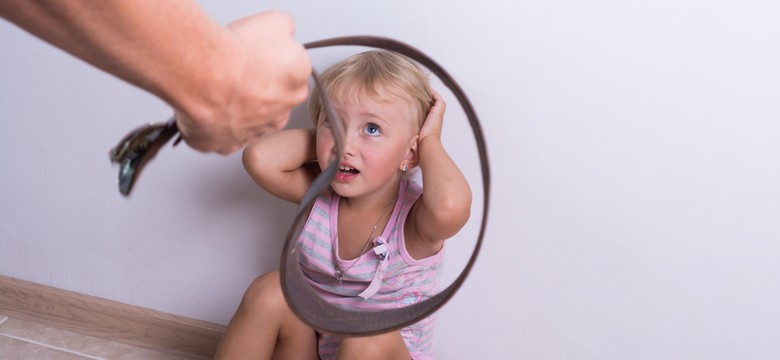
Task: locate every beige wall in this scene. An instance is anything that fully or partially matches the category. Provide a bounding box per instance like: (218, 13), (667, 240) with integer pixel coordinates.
(2, 0), (780, 358)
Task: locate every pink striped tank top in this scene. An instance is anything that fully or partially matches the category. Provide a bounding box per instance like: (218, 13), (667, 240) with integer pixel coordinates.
(298, 176), (444, 359)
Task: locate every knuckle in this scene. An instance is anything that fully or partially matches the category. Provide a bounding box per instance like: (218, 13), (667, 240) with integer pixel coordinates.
(263, 11), (295, 31)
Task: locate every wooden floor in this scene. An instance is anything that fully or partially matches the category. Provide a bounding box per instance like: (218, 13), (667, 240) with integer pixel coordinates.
(0, 275), (224, 359)
(0, 312), (196, 359)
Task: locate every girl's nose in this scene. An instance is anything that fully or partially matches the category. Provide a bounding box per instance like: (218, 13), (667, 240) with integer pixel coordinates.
(343, 143), (356, 157)
(343, 131), (357, 157)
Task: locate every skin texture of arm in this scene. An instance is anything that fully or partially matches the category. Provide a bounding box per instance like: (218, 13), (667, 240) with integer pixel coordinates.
(242, 128), (319, 204)
(408, 92), (473, 257)
(0, 0), (311, 154)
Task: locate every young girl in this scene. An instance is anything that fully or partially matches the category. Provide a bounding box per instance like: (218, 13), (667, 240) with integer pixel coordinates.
(215, 50), (471, 360)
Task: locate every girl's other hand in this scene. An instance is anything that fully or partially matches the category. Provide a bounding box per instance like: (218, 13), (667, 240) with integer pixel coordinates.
(418, 91), (445, 142)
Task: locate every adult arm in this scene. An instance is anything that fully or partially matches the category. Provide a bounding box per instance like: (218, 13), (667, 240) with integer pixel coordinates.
(409, 92), (472, 256)
(0, 0), (311, 154)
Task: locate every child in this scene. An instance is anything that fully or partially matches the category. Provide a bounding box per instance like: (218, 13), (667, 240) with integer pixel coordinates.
(215, 50), (471, 360)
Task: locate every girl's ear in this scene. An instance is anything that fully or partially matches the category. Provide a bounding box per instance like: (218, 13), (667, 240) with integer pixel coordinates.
(401, 135), (420, 171)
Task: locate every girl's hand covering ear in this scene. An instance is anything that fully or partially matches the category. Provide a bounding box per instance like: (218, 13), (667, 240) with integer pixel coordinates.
(418, 91), (445, 142)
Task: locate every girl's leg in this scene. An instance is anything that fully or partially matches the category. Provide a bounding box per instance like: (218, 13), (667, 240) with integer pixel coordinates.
(336, 331), (411, 360)
(214, 271), (318, 360)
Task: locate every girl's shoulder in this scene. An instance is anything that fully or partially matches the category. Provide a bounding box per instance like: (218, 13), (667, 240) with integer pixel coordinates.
(403, 177), (423, 201)
(400, 177), (423, 220)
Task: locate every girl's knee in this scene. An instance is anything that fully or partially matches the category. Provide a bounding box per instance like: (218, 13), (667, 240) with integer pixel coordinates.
(242, 271), (286, 312)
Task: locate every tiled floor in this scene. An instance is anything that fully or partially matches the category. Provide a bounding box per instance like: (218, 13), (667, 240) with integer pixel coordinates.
(0, 313), (198, 360)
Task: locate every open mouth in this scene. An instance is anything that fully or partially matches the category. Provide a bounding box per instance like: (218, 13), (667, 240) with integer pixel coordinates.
(339, 165), (360, 175)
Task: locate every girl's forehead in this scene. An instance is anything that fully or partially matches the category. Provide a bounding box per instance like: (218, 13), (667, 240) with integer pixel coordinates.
(331, 84), (407, 106)
(326, 85), (421, 132)
(334, 90), (410, 117)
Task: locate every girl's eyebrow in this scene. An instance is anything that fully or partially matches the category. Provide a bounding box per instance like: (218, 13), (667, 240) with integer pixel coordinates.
(359, 111), (391, 126)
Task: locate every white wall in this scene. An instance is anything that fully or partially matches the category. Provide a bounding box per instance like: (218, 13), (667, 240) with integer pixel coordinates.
(2, 0), (780, 358)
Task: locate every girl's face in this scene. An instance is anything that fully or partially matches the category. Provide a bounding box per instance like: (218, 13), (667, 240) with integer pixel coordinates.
(316, 89), (418, 200)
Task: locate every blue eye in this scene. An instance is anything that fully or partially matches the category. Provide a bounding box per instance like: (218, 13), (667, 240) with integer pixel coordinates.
(365, 123), (381, 136)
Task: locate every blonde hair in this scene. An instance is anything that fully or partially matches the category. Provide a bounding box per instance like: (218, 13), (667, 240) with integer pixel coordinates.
(308, 50), (433, 129)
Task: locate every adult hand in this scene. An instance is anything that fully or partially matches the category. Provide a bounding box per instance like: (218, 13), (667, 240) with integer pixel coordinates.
(176, 11), (312, 155)
(1, 2), (311, 156)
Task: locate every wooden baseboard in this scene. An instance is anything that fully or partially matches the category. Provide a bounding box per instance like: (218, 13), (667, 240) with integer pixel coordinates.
(0, 275), (225, 359)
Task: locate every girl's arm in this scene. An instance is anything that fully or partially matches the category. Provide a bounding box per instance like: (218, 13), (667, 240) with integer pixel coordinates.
(409, 92), (473, 255)
(242, 128), (319, 204)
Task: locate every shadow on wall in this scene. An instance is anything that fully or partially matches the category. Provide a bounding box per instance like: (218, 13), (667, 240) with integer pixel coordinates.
(185, 102), (315, 270)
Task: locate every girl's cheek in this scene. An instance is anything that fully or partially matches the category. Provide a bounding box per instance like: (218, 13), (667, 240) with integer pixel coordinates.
(316, 131), (330, 148)
(315, 139), (334, 167)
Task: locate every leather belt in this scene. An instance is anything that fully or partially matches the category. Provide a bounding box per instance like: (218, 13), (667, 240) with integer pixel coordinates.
(109, 36), (490, 336)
